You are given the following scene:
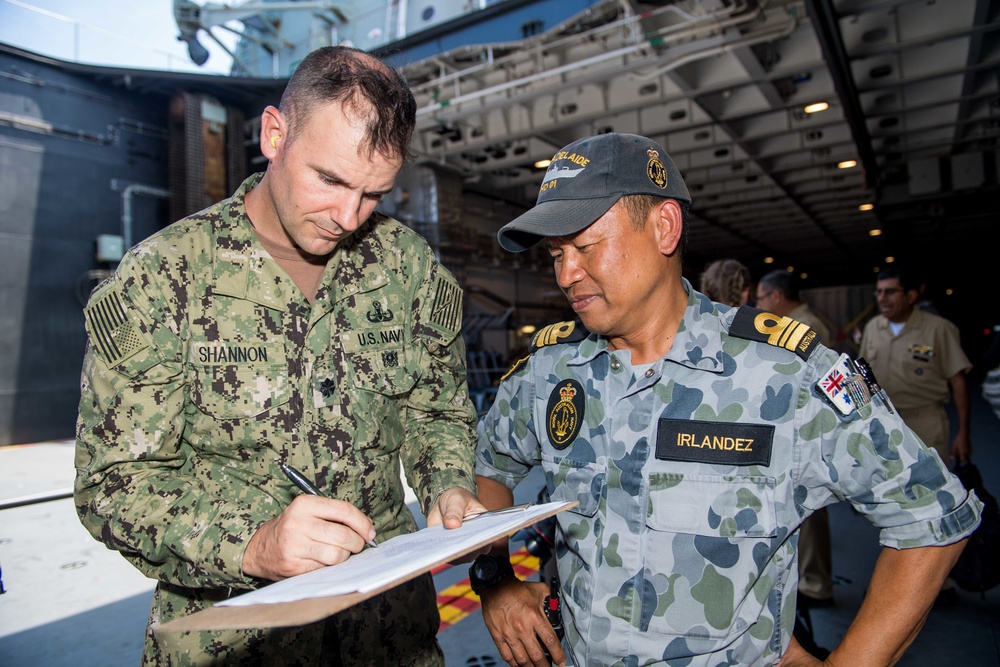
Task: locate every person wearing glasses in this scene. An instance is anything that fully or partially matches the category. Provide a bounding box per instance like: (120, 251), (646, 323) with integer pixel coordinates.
(859, 266), (973, 606)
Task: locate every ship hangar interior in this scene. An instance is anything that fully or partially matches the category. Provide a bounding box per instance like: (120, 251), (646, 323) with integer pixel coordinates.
(1, 0), (999, 445)
(1, 0), (1000, 665)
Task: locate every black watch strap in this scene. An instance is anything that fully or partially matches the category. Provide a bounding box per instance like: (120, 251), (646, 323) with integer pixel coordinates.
(469, 554), (516, 596)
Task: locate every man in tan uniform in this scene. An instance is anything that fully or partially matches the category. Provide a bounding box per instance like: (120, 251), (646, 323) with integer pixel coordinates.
(757, 270), (835, 609)
(860, 266), (972, 605)
(860, 267), (972, 466)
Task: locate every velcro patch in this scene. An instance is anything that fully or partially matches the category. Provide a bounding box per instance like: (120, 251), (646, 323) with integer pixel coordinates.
(84, 287), (148, 367)
(730, 306), (819, 360)
(429, 274), (462, 335)
(656, 419), (774, 467)
(817, 353), (858, 415)
(546, 379), (585, 450)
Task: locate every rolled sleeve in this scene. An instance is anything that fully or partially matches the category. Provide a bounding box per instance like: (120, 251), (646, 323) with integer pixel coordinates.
(877, 487), (982, 548)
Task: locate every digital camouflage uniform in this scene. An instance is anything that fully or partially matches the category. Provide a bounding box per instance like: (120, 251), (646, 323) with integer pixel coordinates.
(477, 280), (982, 667)
(75, 173), (477, 666)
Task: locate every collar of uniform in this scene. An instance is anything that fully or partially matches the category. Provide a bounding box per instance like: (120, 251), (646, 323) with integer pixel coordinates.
(664, 278), (727, 373)
(878, 305), (924, 331)
(211, 172), (292, 311)
(323, 216), (392, 304)
(564, 278), (726, 373)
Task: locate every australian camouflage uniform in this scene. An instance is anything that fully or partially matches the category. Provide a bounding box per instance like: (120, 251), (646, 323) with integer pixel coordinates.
(477, 279), (982, 667)
(75, 173), (478, 666)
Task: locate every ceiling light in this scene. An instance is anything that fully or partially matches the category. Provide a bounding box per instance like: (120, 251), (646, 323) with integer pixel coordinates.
(763, 256), (774, 264)
(869, 229), (882, 237)
(534, 159), (551, 169)
(884, 256), (895, 263)
(804, 102), (829, 114)
(519, 324), (537, 335)
(786, 266), (794, 273)
(799, 272), (808, 279)
(859, 203), (874, 211)
(838, 160), (857, 169)
(945, 288), (954, 296)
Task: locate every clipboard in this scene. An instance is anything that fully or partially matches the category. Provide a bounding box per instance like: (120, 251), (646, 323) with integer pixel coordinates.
(157, 500), (576, 633)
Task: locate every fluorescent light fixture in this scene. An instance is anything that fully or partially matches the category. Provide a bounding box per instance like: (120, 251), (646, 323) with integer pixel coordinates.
(838, 160), (857, 169)
(869, 229), (882, 237)
(859, 203), (874, 211)
(763, 256), (774, 264)
(804, 102), (829, 114)
(885, 256), (895, 263)
(519, 324), (537, 335)
(534, 159), (551, 169)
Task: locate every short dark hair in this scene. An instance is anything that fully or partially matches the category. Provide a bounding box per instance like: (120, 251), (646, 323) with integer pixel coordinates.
(618, 195), (689, 260)
(877, 266), (920, 292)
(759, 269), (799, 302)
(279, 46), (417, 160)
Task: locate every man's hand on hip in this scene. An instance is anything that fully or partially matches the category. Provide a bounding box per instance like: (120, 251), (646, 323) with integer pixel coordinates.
(482, 578), (566, 667)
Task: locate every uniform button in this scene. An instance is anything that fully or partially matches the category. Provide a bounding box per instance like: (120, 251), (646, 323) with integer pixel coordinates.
(645, 368), (655, 378)
(610, 359), (621, 371)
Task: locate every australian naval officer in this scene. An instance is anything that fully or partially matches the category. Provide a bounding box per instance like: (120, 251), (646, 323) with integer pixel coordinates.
(471, 132), (982, 667)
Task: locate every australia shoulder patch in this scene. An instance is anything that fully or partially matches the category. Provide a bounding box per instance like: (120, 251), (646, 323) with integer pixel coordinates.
(729, 306), (819, 361)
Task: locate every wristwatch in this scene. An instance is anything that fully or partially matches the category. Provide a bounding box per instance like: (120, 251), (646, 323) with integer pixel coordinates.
(469, 554), (516, 596)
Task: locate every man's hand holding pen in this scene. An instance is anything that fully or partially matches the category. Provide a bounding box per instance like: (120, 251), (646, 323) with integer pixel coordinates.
(240, 463), (378, 581)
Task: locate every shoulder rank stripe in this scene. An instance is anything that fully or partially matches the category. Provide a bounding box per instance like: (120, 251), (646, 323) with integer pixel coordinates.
(729, 306), (819, 360)
(529, 320), (588, 352)
(499, 320), (588, 382)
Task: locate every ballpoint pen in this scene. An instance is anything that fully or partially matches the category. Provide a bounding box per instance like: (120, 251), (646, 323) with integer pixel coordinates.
(280, 462), (378, 549)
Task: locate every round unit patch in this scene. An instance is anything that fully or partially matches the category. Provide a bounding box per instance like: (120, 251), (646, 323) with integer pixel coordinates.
(646, 147), (668, 189)
(546, 379), (585, 450)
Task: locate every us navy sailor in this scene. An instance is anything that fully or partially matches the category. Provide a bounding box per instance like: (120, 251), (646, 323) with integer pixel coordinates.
(471, 133), (982, 667)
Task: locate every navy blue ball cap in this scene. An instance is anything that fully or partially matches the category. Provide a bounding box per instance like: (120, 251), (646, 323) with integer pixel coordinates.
(497, 133), (690, 252)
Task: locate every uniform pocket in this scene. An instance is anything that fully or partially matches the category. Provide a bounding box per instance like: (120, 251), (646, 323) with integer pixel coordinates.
(191, 363), (290, 419)
(643, 473), (779, 643)
(350, 346), (418, 397)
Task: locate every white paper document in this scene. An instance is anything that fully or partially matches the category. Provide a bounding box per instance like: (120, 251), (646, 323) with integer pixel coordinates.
(218, 500), (573, 607)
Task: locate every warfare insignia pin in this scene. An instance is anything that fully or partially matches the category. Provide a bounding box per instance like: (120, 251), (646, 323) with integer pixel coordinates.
(546, 379), (585, 450)
(646, 147), (668, 189)
(366, 301), (394, 323)
(382, 350), (399, 368)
